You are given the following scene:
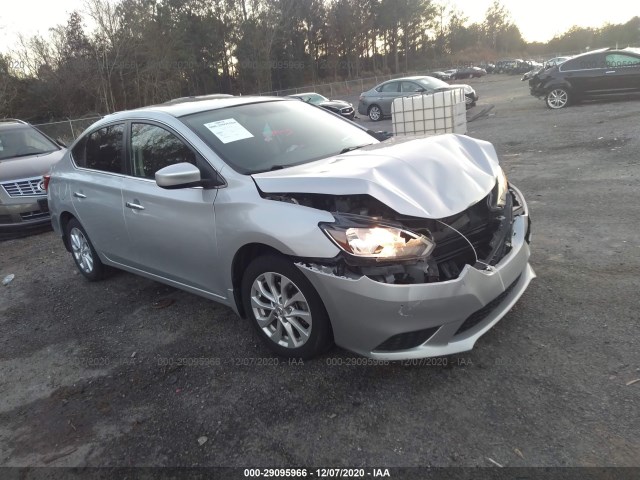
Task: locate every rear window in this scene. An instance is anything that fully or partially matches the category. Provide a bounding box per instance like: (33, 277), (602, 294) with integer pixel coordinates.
(72, 124), (124, 174)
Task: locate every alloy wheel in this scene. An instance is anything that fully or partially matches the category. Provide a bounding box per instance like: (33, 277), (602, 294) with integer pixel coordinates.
(250, 272), (312, 349)
(70, 227), (94, 274)
(547, 89), (569, 109)
(368, 105), (381, 121)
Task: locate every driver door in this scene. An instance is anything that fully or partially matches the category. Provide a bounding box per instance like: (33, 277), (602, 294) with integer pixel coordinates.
(121, 121), (222, 296)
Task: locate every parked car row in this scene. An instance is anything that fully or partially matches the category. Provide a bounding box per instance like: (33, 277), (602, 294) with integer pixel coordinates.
(430, 67), (487, 80)
(495, 59), (542, 75)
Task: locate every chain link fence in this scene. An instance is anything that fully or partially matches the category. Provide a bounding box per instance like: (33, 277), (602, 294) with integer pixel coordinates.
(257, 71), (430, 98)
(33, 116), (103, 145)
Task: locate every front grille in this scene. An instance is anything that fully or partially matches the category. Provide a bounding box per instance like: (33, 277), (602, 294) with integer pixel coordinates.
(373, 326), (440, 352)
(399, 190), (515, 282)
(1, 177), (46, 197)
(454, 274), (521, 336)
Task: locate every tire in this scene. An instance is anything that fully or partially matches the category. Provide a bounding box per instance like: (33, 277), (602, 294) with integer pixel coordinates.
(65, 218), (106, 281)
(545, 87), (570, 109)
(241, 254), (333, 359)
(368, 104), (382, 121)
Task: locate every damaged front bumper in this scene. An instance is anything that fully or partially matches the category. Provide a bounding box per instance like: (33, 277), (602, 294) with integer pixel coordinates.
(296, 195), (535, 360)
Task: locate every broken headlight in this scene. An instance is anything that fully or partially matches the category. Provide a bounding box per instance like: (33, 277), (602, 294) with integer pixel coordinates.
(321, 223), (435, 261)
(489, 167), (509, 210)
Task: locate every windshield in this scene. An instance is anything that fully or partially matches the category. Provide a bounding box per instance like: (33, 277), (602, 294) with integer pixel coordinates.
(0, 126), (59, 161)
(180, 100), (377, 174)
(306, 93), (328, 104)
(416, 77), (450, 90)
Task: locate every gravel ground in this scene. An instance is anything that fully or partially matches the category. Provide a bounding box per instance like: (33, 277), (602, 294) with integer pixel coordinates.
(1, 75), (639, 469)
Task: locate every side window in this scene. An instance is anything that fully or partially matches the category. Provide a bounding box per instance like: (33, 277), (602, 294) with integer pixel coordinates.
(606, 54), (640, 68)
(73, 124), (124, 173)
(401, 82), (422, 93)
(563, 54), (603, 71)
(380, 82), (399, 93)
(130, 123), (196, 179)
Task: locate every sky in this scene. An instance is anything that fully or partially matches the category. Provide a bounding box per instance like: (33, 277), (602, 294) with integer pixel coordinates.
(0, 0), (637, 53)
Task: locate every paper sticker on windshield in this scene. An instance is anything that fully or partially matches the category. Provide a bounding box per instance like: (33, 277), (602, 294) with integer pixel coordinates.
(203, 118), (253, 144)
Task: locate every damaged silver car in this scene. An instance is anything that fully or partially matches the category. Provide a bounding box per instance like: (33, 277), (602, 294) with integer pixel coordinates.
(47, 97), (535, 360)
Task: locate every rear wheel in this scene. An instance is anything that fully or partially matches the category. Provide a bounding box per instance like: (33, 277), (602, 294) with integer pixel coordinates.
(65, 218), (105, 281)
(546, 88), (570, 109)
(368, 104), (382, 121)
(241, 255), (333, 359)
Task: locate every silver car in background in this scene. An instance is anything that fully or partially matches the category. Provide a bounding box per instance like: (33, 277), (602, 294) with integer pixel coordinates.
(358, 76), (478, 121)
(1, 119), (66, 235)
(47, 96), (534, 360)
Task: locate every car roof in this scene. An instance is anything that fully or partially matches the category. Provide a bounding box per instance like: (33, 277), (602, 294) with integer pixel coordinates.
(568, 48), (612, 59)
(289, 92), (323, 97)
(0, 119), (30, 130)
(103, 96), (288, 121)
(382, 76), (431, 82)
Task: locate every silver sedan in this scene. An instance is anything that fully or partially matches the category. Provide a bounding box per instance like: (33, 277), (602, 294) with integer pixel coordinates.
(47, 96), (533, 360)
(358, 76), (478, 121)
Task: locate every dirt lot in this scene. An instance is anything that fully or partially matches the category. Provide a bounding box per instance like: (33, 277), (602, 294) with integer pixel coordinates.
(1, 75), (639, 469)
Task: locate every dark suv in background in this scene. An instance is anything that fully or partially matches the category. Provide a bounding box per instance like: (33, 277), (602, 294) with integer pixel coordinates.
(529, 47), (640, 109)
(0, 119), (66, 235)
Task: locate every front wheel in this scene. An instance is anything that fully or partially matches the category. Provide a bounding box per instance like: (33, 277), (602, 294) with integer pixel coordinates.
(65, 218), (106, 281)
(368, 104), (382, 121)
(241, 255), (333, 359)
(545, 88), (570, 109)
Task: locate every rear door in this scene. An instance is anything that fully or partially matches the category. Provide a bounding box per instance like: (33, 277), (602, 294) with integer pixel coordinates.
(121, 121), (222, 295)
(70, 123), (133, 264)
(377, 81), (401, 115)
(603, 52), (640, 92)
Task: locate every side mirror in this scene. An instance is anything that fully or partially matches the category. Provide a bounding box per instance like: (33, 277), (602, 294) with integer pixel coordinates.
(155, 162), (211, 189)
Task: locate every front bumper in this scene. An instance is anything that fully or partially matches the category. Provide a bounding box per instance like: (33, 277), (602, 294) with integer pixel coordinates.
(0, 198), (52, 233)
(298, 206), (534, 360)
(528, 81), (547, 98)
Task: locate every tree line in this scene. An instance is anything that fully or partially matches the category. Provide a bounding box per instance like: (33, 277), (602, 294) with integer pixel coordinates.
(0, 0), (638, 122)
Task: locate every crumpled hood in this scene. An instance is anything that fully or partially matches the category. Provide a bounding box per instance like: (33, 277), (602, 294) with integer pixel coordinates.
(0, 149), (66, 182)
(252, 133), (501, 219)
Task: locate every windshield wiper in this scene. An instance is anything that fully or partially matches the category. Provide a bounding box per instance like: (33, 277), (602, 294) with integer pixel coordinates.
(339, 144), (373, 154)
(6, 152), (47, 159)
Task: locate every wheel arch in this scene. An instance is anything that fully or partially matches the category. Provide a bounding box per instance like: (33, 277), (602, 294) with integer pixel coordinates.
(59, 211), (77, 252)
(231, 242), (286, 318)
(542, 80), (573, 94)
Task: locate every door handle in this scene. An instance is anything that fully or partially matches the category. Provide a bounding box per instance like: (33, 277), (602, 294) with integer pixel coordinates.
(605, 70), (616, 74)
(73, 192), (86, 198)
(125, 202), (145, 211)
